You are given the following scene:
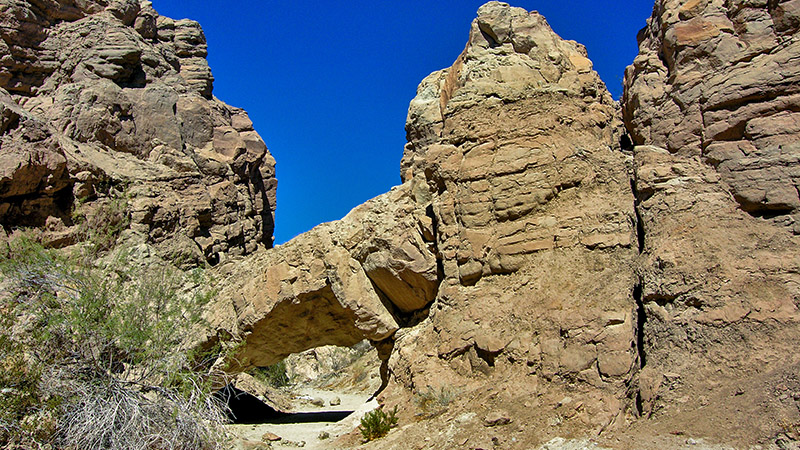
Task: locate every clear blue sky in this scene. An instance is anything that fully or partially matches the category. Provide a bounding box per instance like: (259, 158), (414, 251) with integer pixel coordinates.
(151, 1), (655, 244)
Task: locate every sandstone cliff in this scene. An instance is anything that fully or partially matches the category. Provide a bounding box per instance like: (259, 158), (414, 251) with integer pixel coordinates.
(211, 1), (641, 446)
(622, 0), (800, 446)
(0, 0), (276, 264)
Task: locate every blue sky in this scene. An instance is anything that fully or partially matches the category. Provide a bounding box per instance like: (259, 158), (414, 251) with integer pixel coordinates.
(151, 1), (655, 244)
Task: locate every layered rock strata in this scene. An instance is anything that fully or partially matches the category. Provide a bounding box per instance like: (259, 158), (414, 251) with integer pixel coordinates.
(624, 0), (800, 221)
(208, 183), (439, 371)
(0, 0), (276, 264)
(382, 1), (641, 442)
(623, 0), (800, 445)
(212, 1), (800, 447)
(9, 0), (794, 447)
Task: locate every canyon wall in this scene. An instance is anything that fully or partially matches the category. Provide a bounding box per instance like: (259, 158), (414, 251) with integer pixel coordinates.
(212, 1), (800, 448)
(621, 0), (800, 445)
(0, 0), (276, 264)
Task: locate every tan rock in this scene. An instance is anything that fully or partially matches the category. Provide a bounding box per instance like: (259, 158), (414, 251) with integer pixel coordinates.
(380, 1), (639, 441)
(622, 1), (800, 442)
(261, 432), (281, 442)
(206, 183), (438, 371)
(0, 0), (277, 264)
(623, 0), (800, 219)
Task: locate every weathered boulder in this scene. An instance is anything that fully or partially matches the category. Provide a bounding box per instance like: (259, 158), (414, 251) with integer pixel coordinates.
(0, 0), (276, 264)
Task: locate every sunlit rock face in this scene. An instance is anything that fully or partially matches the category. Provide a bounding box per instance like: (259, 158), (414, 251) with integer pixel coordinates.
(623, 0), (800, 220)
(0, 0), (276, 264)
(11, 0), (792, 447)
(206, 9), (640, 433)
(376, 2), (642, 442)
(206, 183), (439, 370)
(619, 0), (800, 445)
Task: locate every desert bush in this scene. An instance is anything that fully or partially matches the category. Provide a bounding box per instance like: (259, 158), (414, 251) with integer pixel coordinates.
(249, 361), (290, 388)
(0, 236), (227, 449)
(414, 385), (457, 418)
(359, 405), (398, 442)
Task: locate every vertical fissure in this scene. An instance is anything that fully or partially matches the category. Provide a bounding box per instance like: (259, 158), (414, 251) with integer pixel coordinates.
(634, 282), (646, 369)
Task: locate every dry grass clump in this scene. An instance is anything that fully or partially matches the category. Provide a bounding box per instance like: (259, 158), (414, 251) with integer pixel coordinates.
(57, 378), (226, 450)
(0, 235), (229, 449)
(414, 385), (457, 418)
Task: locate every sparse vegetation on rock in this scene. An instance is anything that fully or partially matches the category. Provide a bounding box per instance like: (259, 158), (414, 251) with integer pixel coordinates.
(249, 361), (290, 388)
(0, 235), (228, 449)
(414, 385), (456, 418)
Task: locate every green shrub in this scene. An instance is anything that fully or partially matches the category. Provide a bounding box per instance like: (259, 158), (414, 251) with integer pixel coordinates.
(0, 236), (226, 449)
(359, 405), (398, 442)
(249, 361), (290, 388)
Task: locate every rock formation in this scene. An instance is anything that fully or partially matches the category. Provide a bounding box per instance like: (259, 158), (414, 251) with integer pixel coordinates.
(210, 2), (642, 446)
(624, 0), (800, 220)
(207, 182), (438, 372)
(622, 0), (800, 445)
(373, 3), (643, 446)
(0, 0), (276, 264)
(209, 1), (800, 448)
(4, 0), (800, 448)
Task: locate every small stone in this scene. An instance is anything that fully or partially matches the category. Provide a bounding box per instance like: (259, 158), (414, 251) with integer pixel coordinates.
(329, 396), (341, 406)
(483, 411), (512, 427)
(686, 438), (698, 445)
(311, 397), (325, 407)
(261, 432), (281, 442)
(318, 431), (330, 440)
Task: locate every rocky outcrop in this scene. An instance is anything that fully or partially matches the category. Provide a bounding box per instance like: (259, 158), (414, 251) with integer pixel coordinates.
(9, 0), (780, 447)
(213, 1), (800, 448)
(622, 0), (800, 445)
(209, 2), (641, 446)
(0, 0), (276, 264)
(623, 0), (800, 221)
(378, 2), (640, 443)
(208, 183), (439, 370)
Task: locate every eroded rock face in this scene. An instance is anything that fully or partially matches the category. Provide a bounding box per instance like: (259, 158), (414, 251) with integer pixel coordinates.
(205, 3), (641, 444)
(401, 1), (631, 285)
(196, 1), (800, 447)
(0, 0), (276, 264)
(317, 2), (639, 444)
(623, 0), (800, 445)
(623, 0), (800, 220)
